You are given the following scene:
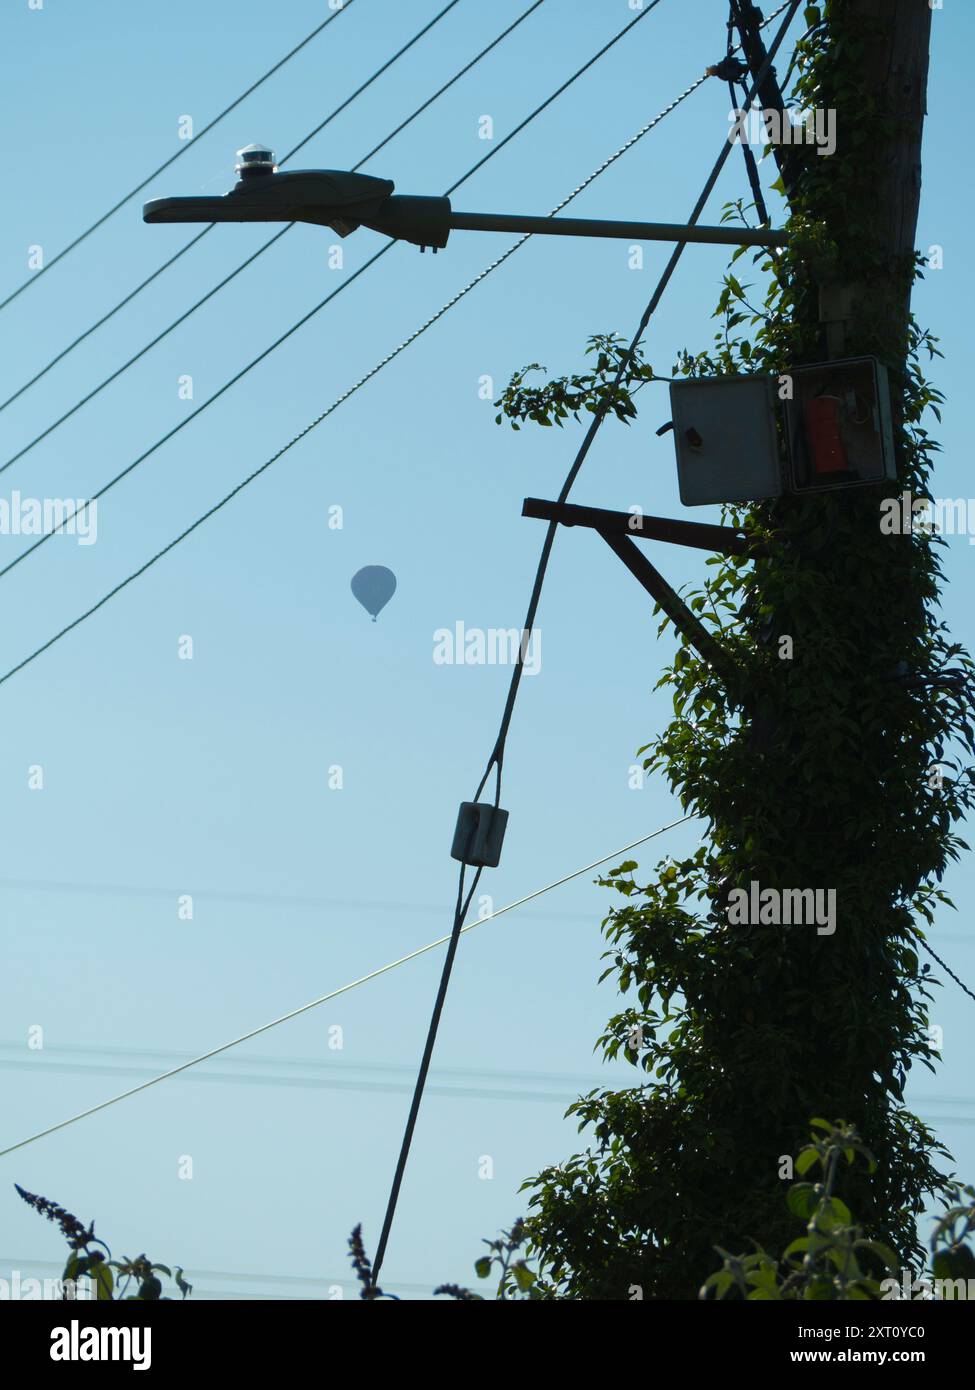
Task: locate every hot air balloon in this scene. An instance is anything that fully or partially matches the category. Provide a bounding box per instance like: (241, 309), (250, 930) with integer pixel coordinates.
(351, 565), (397, 621)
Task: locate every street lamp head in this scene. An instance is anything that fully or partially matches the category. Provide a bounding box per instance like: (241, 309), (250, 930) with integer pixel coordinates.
(143, 146), (450, 250)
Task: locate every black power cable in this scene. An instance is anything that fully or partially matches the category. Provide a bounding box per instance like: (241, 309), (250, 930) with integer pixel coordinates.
(0, 1), (356, 314)
(369, 0), (804, 1287)
(0, 228), (214, 416)
(920, 939), (975, 1007)
(0, 0), (469, 432)
(726, 2), (771, 227)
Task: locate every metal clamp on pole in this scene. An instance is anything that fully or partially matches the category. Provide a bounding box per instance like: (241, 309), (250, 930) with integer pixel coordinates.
(451, 802), (509, 868)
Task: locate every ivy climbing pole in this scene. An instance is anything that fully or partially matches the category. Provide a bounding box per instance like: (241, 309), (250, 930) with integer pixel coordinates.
(498, 2), (974, 1301)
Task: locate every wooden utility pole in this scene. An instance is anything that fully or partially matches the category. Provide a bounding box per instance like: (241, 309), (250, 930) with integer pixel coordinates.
(735, 0), (931, 340)
(852, 0), (932, 276)
(521, 2), (957, 1302)
(817, 0), (932, 358)
(700, 0), (941, 1289)
(694, 0), (941, 1291)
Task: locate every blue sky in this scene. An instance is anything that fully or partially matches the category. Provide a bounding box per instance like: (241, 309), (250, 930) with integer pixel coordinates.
(0, 0), (972, 1300)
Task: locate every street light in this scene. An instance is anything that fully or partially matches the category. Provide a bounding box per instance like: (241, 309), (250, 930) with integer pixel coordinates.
(143, 144), (789, 251)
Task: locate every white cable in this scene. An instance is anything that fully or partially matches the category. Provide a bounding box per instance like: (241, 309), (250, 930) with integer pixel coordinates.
(0, 814), (694, 1159)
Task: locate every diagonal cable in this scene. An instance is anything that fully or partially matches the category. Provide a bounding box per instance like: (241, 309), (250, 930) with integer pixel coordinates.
(919, 939), (975, 1006)
(0, 816), (694, 1161)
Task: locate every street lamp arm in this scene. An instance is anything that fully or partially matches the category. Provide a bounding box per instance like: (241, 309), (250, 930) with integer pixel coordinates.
(449, 210), (787, 247)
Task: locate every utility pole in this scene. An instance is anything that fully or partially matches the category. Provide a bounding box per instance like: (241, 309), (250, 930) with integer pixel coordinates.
(704, 0), (941, 1282)
(521, 2), (957, 1301)
(734, 0), (941, 1284)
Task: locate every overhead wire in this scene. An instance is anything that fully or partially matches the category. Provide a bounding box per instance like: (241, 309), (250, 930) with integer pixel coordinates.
(919, 939), (975, 1006)
(0, 1051), (601, 1107)
(0, 0), (658, 588)
(0, 0), (356, 314)
(0, 228), (214, 416)
(0, 815), (695, 1161)
(5, 865), (974, 944)
(0, 1042), (611, 1100)
(0, 1252), (434, 1298)
(0, 7), (701, 687)
(0, 0), (471, 434)
(10, 1043), (975, 1115)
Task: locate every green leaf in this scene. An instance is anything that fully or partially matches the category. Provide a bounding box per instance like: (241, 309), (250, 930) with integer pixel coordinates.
(474, 1256), (492, 1280)
(709, 1269), (735, 1299)
(783, 1237), (811, 1263)
(933, 1246), (975, 1282)
(512, 1262), (536, 1291)
(804, 1280), (835, 1300)
(818, 1197), (852, 1230)
(787, 1184), (817, 1219)
(92, 1261), (114, 1301)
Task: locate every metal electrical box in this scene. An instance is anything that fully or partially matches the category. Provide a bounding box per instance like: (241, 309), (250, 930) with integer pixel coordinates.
(784, 356), (896, 493)
(669, 374), (783, 507)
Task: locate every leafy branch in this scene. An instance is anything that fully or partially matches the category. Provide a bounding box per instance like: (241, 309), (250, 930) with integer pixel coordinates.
(493, 333), (659, 431)
(15, 1185), (191, 1301)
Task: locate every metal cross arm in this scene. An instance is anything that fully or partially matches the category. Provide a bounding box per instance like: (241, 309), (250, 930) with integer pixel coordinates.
(521, 498), (767, 557)
(143, 151), (789, 252)
(523, 497), (746, 693)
